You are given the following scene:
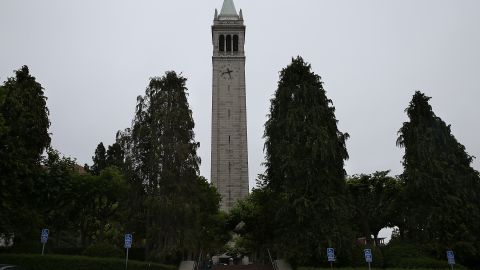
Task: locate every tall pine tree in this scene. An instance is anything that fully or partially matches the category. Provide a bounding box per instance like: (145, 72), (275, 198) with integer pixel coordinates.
(263, 57), (352, 265)
(397, 91), (480, 265)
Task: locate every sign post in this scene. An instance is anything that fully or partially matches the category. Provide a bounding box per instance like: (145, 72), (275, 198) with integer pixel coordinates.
(364, 249), (373, 270)
(124, 234), (133, 270)
(40, 229), (49, 255)
(446, 250), (455, 270)
(327, 248), (335, 269)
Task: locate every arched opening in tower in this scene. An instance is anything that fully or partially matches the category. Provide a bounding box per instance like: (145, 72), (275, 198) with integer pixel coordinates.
(219, 35), (225, 52)
(233, 35), (239, 51)
(226, 35), (232, 52)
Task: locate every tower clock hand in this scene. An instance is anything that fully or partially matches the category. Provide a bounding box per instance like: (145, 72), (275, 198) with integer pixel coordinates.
(222, 69), (234, 79)
(226, 69), (233, 78)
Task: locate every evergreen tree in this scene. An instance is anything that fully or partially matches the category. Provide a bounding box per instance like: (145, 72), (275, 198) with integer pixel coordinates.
(0, 66), (50, 240)
(91, 142), (107, 175)
(125, 71), (203, 260)
(263, 57), (352, 265)
(397, 91), (480, 265)
(0, 86), (6, 137)
(106, 141), (125, 170)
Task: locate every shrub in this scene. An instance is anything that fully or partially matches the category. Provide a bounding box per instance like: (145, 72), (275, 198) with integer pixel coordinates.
(0, 253), (176, 270)
(128, 247), (146, 261)
(9, 241), (47, 254)
(383, 240), (467, 269)
(82, 243), (124, 258)
(52, 247), (84, 256)
(383, 241), (424, 267)
(398, 257), (461, 268)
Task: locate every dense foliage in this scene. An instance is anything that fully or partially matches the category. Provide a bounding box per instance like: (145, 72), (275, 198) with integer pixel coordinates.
(227, 60), (480, 269)
(2, 64), (479, 268)
(346, 171), (402, 245)
(0, 66), (51, 241)
(82, 243), (124, 258)
(118, 71), (224, 261)
(397, 91), (480, 266)
(256, 57), (353, 266)
(382, 240), (467, 269)
(0, 67), (223, 265)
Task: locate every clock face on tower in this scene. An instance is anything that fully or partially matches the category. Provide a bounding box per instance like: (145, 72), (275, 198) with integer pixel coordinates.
(219, 64), (236, 81)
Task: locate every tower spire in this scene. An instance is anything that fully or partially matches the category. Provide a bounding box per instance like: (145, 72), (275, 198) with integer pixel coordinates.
(219, 0), (238, 18)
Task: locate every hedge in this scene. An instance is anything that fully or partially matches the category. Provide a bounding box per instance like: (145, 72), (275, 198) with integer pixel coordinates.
(82, 243), (124, 258)
(0, 254), (176, 270)
(382, 241), (467, 269)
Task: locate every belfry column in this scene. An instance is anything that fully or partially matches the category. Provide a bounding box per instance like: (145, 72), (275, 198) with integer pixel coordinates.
(211, 0), (249, 212)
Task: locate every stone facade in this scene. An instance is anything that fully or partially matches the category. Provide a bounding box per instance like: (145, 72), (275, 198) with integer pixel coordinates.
(211, 0), (249, 212)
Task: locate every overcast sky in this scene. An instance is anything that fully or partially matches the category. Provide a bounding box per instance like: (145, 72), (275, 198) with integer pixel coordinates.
(1, 0), (479, 190)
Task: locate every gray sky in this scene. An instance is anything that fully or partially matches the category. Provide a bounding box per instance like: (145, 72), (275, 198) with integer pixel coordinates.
(1, 0), (480, 190)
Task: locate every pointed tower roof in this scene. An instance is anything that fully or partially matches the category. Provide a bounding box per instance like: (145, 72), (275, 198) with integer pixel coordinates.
(219, 0), (238, 19)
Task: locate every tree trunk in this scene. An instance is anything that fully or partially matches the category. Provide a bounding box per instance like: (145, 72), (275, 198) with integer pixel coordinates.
(373, 230), (380, 247)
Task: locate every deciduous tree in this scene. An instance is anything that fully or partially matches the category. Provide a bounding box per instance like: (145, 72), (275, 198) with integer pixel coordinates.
(347, 171), (402, 245)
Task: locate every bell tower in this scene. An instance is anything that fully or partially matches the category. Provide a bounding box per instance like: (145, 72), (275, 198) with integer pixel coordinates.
(211, 0), (249, 212)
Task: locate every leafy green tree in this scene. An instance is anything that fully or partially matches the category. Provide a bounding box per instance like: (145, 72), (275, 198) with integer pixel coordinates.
(0, 66), (50, 240)
(227, 187), (276, 261)
(347, 171), (402, 245)
(190, 176), (226, 254)
(124, 71), (204, 261)
(72, 167), (127, 246)
(262, 57), (352, 266)
(91, 142), (107, 175)
(397, 91), (480, 265)
(36, 148), (77, 246)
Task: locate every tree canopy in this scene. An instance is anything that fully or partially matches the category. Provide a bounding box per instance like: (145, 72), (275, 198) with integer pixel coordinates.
(91, 142), (107, 175)
(120, 71), (220, 261)
(261, 57), (352, 265)
(3, 64), (480, 267)
(397, 91), (480, 265)
(0, 66), (51, 240)
(347, 171), (402, 245)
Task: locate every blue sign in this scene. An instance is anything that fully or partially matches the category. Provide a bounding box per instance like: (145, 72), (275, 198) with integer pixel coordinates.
(40, 229), (49, 244)
(364, 249), (373, 263)
(327, 248), (335, 262)
(446, 250), (455, 265)
(124, 234), (133, 249)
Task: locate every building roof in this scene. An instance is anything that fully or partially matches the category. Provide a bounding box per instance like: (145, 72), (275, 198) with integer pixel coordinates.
(219, 0), (238, 18)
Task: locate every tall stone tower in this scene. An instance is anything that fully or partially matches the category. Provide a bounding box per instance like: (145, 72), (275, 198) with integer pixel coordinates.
(211, 0), (249, 212)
